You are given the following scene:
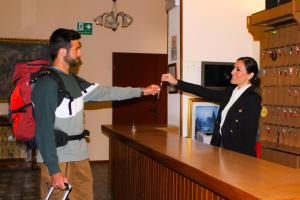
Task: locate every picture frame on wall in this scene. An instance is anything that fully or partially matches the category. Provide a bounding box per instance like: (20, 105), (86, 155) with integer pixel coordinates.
(170, 35), (177, 62)
(187, 98), (219, 143)
(166, 0), (179, 11)
(168, 63), (177, 94)
(0, 38), (49, 102)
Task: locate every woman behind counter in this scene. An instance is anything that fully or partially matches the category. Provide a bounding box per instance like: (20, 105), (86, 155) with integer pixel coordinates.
(161, 57), (262, 157)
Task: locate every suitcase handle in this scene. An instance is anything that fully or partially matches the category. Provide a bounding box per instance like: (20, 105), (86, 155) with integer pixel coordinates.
(44, 183), (72, 200)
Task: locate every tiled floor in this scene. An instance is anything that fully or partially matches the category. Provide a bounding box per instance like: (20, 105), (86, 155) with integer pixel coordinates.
(0, 168), (40, 200)
(91, 162), (111, 200)
(0, 162), (111, 200)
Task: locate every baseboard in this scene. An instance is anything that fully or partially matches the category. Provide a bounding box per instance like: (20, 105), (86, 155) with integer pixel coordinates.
(0, 158), (36, 170)
(89, 160), (109, 165)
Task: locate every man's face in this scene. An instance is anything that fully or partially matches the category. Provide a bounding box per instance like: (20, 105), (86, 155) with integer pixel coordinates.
(64, 40), (81, 67)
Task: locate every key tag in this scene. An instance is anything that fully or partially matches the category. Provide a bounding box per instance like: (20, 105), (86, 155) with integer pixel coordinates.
(131, 121), (136, 133)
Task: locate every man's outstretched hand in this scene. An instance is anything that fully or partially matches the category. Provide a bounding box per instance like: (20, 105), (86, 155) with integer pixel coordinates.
(142, 84), (160, 95)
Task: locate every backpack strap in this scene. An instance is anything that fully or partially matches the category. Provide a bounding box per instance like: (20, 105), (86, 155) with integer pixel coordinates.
(67, 129), (90, 140)
(71, 73), (87, 93)
(11, 103), (32, 113)
(31, 68), (74, 115)
(31, 68), (88, 116)
(54, 129), (90, 147)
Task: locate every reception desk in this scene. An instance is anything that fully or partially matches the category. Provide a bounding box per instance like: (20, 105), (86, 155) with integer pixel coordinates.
(102, 125), (300, 200)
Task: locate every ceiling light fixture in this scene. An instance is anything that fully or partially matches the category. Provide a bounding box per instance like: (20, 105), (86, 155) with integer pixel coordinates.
(94, 0), (133, 31)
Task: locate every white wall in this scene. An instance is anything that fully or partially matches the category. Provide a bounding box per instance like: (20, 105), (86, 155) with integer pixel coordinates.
(170, 0), (265, 137)
(168, 6), (181, 126)
(0, 0), (167, 160)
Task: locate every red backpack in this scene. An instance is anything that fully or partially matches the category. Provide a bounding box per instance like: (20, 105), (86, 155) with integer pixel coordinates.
(9, 59), (70, 142)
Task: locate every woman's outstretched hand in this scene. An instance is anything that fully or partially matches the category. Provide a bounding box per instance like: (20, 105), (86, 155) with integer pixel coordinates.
(161, 73), (178, 85)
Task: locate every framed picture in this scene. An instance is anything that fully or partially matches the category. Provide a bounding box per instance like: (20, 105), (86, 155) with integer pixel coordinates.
(168, 63), (177, 93)
(187, 98), (220, 143)
(170, 35), (177, 62)
(166, 0), (179, 11)
(0, 38), (49, 102)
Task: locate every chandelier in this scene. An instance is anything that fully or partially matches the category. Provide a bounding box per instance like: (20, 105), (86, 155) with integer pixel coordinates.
(94, 0), (133, 31)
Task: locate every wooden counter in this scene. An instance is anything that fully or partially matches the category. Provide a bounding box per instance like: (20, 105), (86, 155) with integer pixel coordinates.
(102, 125), (300, 200)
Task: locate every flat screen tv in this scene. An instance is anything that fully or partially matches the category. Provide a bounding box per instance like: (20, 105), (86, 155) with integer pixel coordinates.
(201, 61), (234, 90)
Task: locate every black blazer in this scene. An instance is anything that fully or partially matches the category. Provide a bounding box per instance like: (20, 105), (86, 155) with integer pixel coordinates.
(176, 80), (262, 157)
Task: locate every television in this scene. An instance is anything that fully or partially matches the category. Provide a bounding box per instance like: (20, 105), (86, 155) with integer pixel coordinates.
(201, 61), (234, 90)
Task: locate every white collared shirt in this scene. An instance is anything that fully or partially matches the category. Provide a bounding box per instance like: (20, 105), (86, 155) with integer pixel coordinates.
(219, 84), (251, 134)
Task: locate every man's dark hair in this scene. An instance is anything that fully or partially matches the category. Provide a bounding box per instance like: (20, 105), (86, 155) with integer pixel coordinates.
(49, 28), (81, 61)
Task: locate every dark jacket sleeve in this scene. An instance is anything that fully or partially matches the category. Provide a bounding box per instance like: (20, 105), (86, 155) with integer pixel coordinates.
(176, 80), (229, 102)
(32, 77), (60, 175)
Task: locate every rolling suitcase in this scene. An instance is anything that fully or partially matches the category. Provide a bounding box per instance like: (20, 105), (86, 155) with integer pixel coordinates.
(44, 183), (72, 200)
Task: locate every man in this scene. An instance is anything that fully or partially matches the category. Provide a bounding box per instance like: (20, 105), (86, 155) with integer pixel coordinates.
(32, 28), (160, 199)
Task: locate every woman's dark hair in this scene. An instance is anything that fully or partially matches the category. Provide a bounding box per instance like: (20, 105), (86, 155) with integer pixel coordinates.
(49, 28), (81, 61)
(236, 56), (260, 89)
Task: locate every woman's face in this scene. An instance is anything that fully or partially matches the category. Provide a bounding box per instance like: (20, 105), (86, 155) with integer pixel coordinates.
(230, 60), (254, 88)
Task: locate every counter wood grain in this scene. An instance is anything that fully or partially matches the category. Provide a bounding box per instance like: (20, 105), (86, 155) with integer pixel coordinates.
(102, 125), (300, 200)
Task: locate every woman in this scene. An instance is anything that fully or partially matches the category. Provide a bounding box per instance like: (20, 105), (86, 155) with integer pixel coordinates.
(162, 57), (261, 157)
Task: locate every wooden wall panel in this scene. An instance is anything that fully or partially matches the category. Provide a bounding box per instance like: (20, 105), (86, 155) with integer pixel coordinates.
(261, 147), (300, 168)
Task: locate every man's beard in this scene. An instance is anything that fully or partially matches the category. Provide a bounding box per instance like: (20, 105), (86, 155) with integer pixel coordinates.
(64, 54), (79, 68)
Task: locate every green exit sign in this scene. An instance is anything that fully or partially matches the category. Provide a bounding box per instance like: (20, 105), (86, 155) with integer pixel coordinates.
(77, 22), (93, 35)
